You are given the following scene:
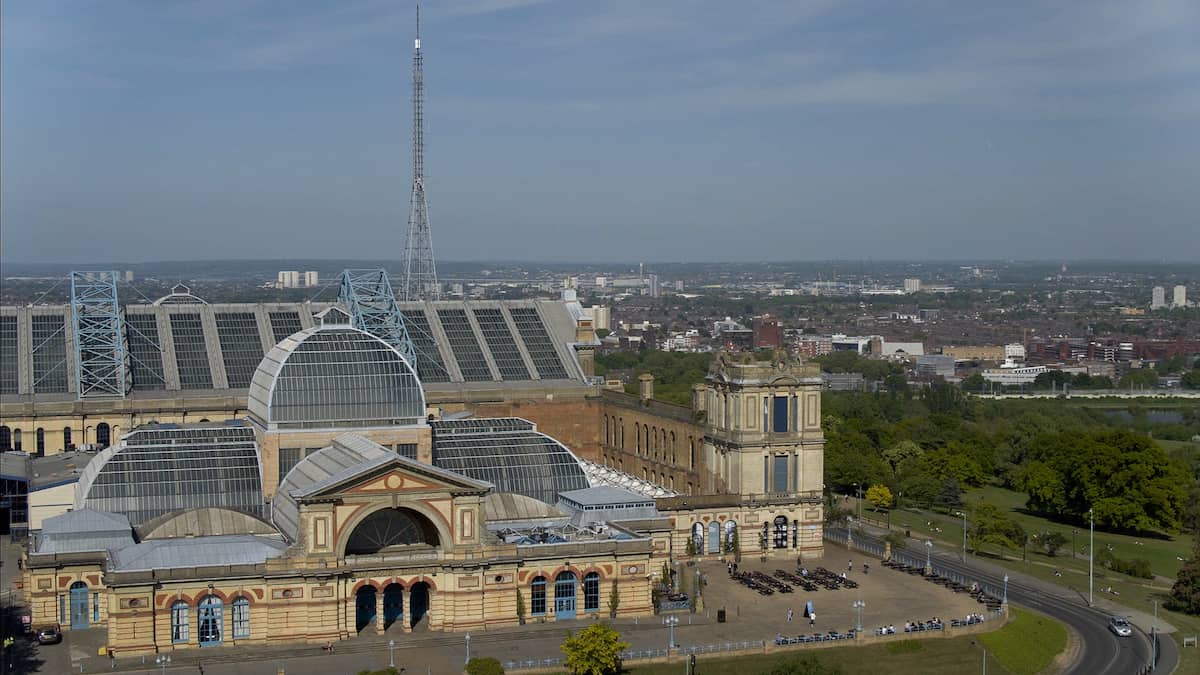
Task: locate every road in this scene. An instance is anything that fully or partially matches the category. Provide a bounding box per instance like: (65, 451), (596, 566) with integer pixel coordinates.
(878, 531), (1179, 675)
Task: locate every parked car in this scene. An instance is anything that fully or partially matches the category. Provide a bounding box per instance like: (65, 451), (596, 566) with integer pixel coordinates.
(1108, 616), (1133, 637)
(36, 625), (62, 645)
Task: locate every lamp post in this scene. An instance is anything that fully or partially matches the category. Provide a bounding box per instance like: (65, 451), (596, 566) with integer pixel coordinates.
(852, 600), (865, 633)
(1002, 575), (1008, 607)
(155, 655), (171, 675)
(856, 484), (863, 521)
(924, 539), (933, 575)
(973, 640), (988, 675)
(664, 615), (679, 650)
(465, 633), (471, 665)
(847, 515), (854, 547)
(389, 639), (396, 668)
(1152, 599), (1158, 671)
(958, 510), (968, 561)
(1089, 508), (1094, 606)
(1072, 529), (1079, 559)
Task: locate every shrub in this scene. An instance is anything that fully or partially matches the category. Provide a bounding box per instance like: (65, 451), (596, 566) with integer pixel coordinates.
(466, 657), (505, 675)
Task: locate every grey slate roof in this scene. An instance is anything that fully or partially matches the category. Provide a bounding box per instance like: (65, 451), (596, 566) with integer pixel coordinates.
(558, 486), (654, 507)
(137, 507), (278, 540)
(483, 492), (566, 526)
(36, 508), (134, 555)
(111, 534), (287, 571)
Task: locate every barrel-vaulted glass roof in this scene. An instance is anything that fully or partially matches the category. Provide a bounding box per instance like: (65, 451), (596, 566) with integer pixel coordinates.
(430, 418), (590, 505)
(74, 422), (264, 526)
(248, 325), (425, 430)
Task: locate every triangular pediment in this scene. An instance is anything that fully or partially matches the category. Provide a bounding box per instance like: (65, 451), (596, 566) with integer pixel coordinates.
(291, 434), (492, 501)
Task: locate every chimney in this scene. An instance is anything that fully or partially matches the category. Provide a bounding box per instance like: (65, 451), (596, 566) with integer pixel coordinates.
(638, 373), (654, 402)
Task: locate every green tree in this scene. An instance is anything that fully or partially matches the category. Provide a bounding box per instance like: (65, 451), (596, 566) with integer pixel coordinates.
(515, 588), (526, 625)
(865, 484), (894, 510)
(560, 623), (629, 675)
(1041, 531), (1068, 557)
(607, 580), (620, 619)
(972, 502), (1027, 555)
(1119, 368), (1159, 389)
(466, 657), (506, 675)
(961, 373), (987, 392)
(1183, 370), (1200, 390)
(1169, 535), (1200, 615)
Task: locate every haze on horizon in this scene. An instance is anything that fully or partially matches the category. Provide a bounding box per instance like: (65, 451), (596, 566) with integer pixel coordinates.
(2, 0), (1198, 265)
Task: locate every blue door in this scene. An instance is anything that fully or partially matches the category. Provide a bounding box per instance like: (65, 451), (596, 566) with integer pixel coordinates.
(356, 587), (377, 633)
(197, 595), (223, 647)
(383, 584), (404, 628)
(69, 582), (89, 630)
(554, 572), (577, 621)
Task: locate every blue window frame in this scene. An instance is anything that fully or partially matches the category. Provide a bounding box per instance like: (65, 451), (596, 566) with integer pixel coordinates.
(531, 577), (547, 615)
(584, 573), (600, 612)
(171, 601), (189, 643)
(232, 597), (250, 638)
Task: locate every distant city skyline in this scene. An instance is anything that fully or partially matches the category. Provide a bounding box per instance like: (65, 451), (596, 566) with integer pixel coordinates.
(2, 0), (1198, 263)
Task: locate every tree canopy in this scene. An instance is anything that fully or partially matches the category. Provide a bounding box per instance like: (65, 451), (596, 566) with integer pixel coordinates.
(560, 624), (629, 675)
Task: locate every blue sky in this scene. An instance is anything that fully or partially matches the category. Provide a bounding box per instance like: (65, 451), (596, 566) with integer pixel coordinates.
(2, 0), (1198, 263)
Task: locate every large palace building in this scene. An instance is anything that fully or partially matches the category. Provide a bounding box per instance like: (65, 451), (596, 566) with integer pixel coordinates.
(4, 285), (824, 656)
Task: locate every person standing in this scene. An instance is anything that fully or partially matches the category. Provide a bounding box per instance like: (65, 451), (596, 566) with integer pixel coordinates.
(787, 608), (793, 623)
(810, 612), (816, 628)
(848, 559), (853, 573)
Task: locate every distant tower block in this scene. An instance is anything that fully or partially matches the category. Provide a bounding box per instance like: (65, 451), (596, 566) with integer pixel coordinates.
(402, 3), (440, 300)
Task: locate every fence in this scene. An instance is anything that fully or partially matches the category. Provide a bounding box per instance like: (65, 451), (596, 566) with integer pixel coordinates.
(656, 599), (691, 613)
(503, 641), (762, 672)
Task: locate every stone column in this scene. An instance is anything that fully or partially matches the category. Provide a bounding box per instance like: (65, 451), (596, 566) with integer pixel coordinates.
(375, 590), (385, 635)
(401, 588), (411, 634)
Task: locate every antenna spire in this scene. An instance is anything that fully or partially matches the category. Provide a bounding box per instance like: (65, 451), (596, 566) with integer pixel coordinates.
(402, 0), (439, 300)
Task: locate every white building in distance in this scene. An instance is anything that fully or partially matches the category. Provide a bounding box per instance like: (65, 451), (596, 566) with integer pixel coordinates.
(1151, 286), (1166, 309)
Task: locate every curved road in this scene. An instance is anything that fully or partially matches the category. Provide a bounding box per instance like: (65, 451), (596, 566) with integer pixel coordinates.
(861, 530), (1178, 674)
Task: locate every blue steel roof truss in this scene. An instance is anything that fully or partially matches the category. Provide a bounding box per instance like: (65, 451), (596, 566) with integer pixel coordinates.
(70, 271), (130, 399)
(338, 269), (418, 367)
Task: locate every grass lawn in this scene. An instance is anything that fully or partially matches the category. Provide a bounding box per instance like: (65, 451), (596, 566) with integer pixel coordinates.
(880, 484), (1200, 675)
(979, 607), (1067, 675)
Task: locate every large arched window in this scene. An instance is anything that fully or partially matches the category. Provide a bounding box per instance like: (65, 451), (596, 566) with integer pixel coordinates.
(197, 595), (223, 646)
(345, 508), (439, 555)
(0, 426), (10, 451)
(773, 515), (789, 549)
(62, 427), (72, 451)
(619, 419), (624, 449)
(12, 429), (21, 452)
(35, 428), (45, 455)
(531, 576), (547, 616)
(584, 572), (601, 612)
(689, 438), (695, 468)
(231, 596), (250, 639)
(96, 422), (110, 448)
(171, 600), (190, 643)
(604, 415), (610, 445)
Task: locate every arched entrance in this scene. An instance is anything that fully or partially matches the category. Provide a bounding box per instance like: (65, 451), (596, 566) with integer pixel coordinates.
(691, 522), (704, 554)
(409, 582), (430, 628)
(355, 586), (377, 633)
(96, 422), (110, 448)
(383, 584), (404, 629)
(554, 571), (577, 621)
(707, 521), (720, 554)
(0, 426), (10, 451)
(197, 595), (223, 646)
(69, 582), (89, 629)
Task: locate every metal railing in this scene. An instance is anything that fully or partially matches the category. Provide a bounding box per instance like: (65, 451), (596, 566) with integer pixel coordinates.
(503, 641), (763, 672)
(681, 640), (763, 655)
(656, 599), (691, 613)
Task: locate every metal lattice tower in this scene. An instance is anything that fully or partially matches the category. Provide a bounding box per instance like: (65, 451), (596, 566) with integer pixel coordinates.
(402, 2), (440, 301)
(339, 269), (416, 365)
(70, 271), (129, 399)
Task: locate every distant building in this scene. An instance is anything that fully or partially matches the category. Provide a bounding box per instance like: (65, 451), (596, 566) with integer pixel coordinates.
(752, 315), (783, 349)
(1004, 344), (1026, 362)
(674, 280), (684, 292)
(830, 334), (876, 355)
(822, 372), (866, 391)
(796, 336), (833, 358)
(940, 345), (1005, 362)
(277, 271), (300, 288)
(1151, 286), (1166, 309)
(1174, 285), (1187, 308)
(648, 274), (660, 298)
(594, 276), (607, 288)
(123, 270), (135, 283)
(981, 364), (1048, 385)
(915, 354), (955, 378)
(590, 305), (611, 332)
(881, 341), (925, 358)
(903, 278), (922, 294)
(917, 309), (940, 322)
(303, 271), (319, 288)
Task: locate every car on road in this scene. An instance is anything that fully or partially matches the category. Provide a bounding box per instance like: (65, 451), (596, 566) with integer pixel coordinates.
(1108, 616), (1133, 637)
(35, 625), (63, 645)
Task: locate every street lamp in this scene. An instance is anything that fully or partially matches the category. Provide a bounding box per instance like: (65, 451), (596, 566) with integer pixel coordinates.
(664, 615), (679, 650)
(972, 640), (988, 675)
(465, 633), (471, 665)
(856, 483), (863, 521)
(1152, 600), (1159, 671)
(957, 510), (968, 561)
(389, 639), (396, 668)
(155, 654), (171, 675)
(1072, 529), (1079, 559)
(847, 515), (854, 547)
(1089, 508), (1094, 607)
(1002, 575), (1008, 607)
(924, 539), (933, 574)
(852, 600), (865, 633)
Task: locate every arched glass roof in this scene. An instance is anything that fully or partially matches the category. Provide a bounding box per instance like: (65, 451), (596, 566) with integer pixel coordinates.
(248, 325), (425, 430)
(430, 418), (589, 505)
(75, 422), (264, 526)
